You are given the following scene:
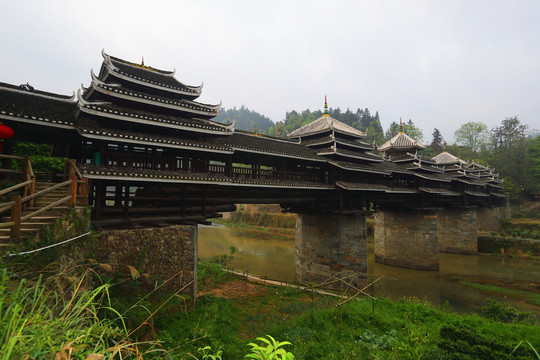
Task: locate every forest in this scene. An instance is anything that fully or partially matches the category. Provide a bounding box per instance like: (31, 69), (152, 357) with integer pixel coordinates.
(214, 106), (540, 202)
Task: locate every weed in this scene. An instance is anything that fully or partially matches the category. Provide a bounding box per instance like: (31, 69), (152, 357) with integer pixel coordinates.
(246, 335), (294, 360)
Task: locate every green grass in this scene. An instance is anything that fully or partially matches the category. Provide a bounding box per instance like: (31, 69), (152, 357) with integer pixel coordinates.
(460, 280), (540, 306)
(0, 267), (166, 359)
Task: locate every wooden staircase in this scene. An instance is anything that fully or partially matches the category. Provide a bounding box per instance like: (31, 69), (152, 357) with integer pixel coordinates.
(0, 182), (82, 242)
(0, 156), (88, 246)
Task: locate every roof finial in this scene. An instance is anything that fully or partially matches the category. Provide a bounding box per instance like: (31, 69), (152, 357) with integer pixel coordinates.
(141, 56), (144, 66)
(323, 95), (329, 117)
(443, 141), (447, 152)
(399, 118), (403, 133)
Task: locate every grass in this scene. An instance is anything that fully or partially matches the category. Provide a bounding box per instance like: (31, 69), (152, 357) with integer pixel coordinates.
(460, 280), (540, 306)
(0, 266), (168, 359)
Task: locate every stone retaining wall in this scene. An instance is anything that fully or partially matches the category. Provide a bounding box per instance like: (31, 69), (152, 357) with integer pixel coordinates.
(96, 225), (197, 294)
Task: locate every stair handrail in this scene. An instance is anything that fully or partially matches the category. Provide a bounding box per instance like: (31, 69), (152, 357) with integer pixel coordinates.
(0, 158), (88, 238)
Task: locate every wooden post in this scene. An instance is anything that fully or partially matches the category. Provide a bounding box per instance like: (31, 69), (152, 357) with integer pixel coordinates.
(79, 177), (89, 206)
(22, 156), (30, 198)
(11, 195), (21, 238)
(67, 159), (77, 207)
(28, 175), (36, 207)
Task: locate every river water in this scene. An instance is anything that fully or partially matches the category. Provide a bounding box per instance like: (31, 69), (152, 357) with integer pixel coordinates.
(198, 224), (540, 319)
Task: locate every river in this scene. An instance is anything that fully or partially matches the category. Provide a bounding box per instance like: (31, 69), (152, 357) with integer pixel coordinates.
(198, 224), (540, 319)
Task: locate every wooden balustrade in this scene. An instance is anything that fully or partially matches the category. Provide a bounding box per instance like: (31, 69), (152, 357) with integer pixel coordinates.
(0, 158), (88, 238)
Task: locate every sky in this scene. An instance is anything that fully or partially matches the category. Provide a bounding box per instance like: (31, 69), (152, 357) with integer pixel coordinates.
(1, 0), (539, 143)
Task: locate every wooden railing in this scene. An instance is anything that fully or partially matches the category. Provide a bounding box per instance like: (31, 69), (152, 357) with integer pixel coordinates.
(0, 157), (88, 238)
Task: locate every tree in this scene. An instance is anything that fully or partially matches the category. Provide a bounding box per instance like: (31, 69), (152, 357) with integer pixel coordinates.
(385, 122), (400, 140)
(454, 122), (489, 153)
(430, 128), (444, 153)
(489, 116), (530, 201)
(491, 116), (528, 149)
(525, 135), (540, 192)
(403, 119), (424, 142)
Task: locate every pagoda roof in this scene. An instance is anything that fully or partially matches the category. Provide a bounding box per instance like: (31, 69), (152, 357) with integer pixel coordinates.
(101, 50), (202, 99)
(0, 82), (76, 129)
(431, 151), (465, 165)
(76, 117), (233, 154)
(288, 115), (366, 139)
(86, 70), (220, 118)
(378, 132), (426, 152)
(77, 92), (232, 135)
(212, 132), (326, 162)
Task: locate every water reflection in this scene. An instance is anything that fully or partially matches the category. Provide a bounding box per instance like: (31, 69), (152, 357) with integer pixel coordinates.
(198, 225), (540, 318)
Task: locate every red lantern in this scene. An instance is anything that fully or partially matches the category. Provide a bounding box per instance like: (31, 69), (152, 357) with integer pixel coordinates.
(0, 123), (14, 153)
(0, 123), (14, 139)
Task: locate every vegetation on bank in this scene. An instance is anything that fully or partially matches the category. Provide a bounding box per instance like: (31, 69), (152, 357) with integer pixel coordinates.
(2, 258), (540, 359)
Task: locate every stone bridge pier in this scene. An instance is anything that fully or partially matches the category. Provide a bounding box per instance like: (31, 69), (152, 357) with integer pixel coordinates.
(374, 207), (484, 270)
(437, 208), (478, 254)
(374, 210), (440, 270)
(295, 213), (367, 289)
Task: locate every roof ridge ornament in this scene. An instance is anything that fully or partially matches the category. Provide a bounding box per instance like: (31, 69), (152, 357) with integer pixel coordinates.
(323, 95), (329, 117)
(399, 117), (403, 133)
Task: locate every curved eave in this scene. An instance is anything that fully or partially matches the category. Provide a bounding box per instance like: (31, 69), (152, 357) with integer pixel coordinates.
(412, 173), (451, 182)
(0, 86), (75, 102)
(82, 172), (333, 189)
(227, 146), (327, 162)
(106, 66), (202, 98)
(419, 187), (460, 196)
(102, 49), (202, 90)
(335, 181), (417, 193)
(90, 72), (219, 116)
(465, 191), (490, 197)
(329, 161), (391, 175)
(334, 139), (373, 150)
(92, 82), (219, 117)
(292, 127), (365, 140)
(334, 150), (383, 163)
(76, 129), (233, 154)
(78, 102), (232, 135)
(0, 111), (75, 129)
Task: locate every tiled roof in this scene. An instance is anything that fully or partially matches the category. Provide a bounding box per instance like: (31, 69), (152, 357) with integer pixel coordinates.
(103, 51), (202, 97)
(329, 160), (391, 175)
(211, 131), (326, 161)
(77, 98), (232, 135)
(87, 73), (219, 118)
(432, 151), (465, 165)
(336, 181), (417, 193)
(76, 117), (233, 154)
(419, 187), (460, 196)
(378, 132), (426, 152)
(79, 164), (333, 189)
(334, 136), (374, 150)
(0, 82), (76, 128)
(334, 147), (383, 162)
(288, 115), (366, 139)
(465, 190), (490, 197)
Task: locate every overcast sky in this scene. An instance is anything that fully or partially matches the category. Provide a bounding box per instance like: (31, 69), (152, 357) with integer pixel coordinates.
(2, 0), (539, 142)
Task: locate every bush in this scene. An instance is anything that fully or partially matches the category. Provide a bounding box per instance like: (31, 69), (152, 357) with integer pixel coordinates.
(481, 299), (535, 325)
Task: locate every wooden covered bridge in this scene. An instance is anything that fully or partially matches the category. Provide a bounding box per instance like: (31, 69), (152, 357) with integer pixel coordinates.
(0, 51), (506, 285)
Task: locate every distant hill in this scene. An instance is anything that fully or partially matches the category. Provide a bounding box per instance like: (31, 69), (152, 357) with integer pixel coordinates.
(212, 106), (274, 133)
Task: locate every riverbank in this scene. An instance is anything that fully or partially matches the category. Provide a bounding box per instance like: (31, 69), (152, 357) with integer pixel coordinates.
(152, 263), (540, 359)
